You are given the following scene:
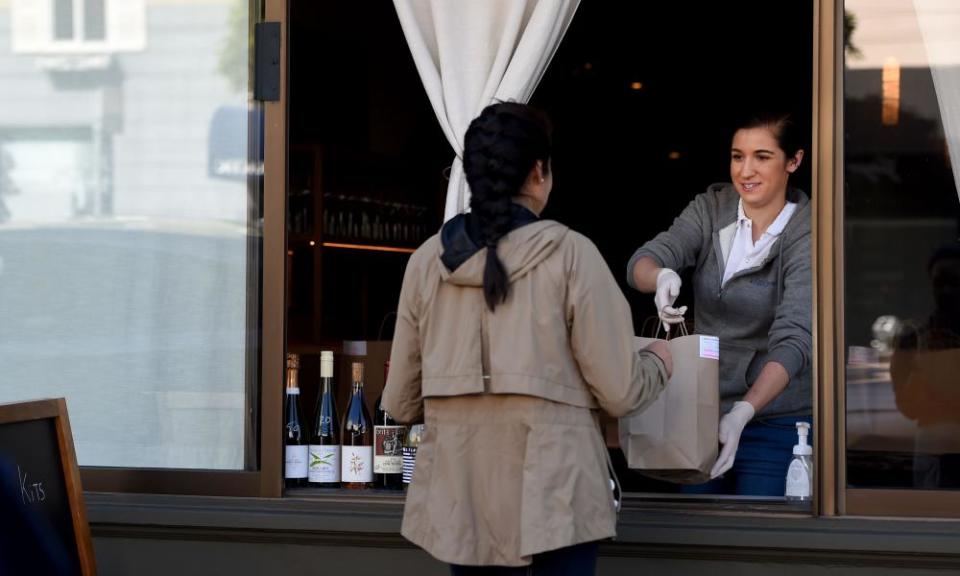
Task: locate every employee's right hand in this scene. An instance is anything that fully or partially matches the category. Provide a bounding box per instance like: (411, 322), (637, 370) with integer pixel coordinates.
(655, 268), (686, 332)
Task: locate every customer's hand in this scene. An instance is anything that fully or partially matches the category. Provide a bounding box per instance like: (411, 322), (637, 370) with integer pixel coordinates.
(655, 268), (686, 332)
(710, 401), (755, 479)
(644, 340), (673, 379)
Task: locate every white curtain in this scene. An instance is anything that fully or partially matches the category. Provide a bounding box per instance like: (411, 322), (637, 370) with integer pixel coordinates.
(913, 0), (960, 205)
(393, 0), (581, 221)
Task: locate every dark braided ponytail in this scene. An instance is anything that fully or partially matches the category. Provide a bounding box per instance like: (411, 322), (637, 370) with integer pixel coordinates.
(462, 102), (552, 311)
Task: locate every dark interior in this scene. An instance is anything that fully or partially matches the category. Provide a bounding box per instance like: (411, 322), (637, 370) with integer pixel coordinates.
(533, 1), (813, 330)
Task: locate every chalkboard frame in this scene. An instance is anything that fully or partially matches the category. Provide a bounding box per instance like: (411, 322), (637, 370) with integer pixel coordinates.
(0, 398), (96, 575)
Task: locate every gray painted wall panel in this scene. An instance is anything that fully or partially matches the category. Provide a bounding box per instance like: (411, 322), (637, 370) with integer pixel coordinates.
(90, 535), (957, 576)
(94, 538), (450, 576)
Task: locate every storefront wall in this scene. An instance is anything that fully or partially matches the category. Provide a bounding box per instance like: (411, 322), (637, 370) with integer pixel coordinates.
(3, 0), (960, 572)
(85, 494), (960, 574)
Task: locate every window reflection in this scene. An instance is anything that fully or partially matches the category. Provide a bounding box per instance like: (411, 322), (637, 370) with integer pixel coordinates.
(890, 244), (960, 488)
(845, 0), (960, 490)
(0, 0), (258, 469)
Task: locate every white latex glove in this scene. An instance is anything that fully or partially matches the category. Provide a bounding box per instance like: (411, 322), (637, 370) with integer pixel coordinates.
(655, 268), (687, 332)
(710, 400), (756, 479)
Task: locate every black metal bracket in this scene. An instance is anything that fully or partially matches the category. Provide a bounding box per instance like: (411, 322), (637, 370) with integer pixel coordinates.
(254, 22), (281, 102)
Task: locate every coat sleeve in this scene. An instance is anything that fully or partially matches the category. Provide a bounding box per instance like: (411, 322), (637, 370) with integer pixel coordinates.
(383, 251), (424, 424)
(567, 233), (669, 418)
(625, 190), (710, 289)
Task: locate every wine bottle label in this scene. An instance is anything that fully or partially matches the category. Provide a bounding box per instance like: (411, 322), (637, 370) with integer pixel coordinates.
(284, 445), (308, 478)
(402, 446), (418, 484)
(374, 426), (406, 474)
(308, 445), (340, 483)
(341, 445), (373, 483)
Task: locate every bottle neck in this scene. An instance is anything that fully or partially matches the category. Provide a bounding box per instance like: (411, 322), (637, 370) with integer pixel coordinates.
(320, 359), (334, 380)
(287, 366), (300, 388)
(286, 367), (301, 395)
(320, 376), (333, 394)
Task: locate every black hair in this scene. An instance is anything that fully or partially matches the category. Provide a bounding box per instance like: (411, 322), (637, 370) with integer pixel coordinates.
(734, 111), (803, 159)
(462, 102), (552, 311)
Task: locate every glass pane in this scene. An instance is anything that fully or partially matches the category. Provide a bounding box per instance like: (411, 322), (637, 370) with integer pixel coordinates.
(844, 0), (960, 489)
(84, 0), (106, 41)
(0, 0), (260, 469)
(54, 0), (74, 40)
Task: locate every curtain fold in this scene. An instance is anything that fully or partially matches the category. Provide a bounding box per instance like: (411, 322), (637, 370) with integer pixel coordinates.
(913, 0), (960, 205)
(394, 0), (581, 221)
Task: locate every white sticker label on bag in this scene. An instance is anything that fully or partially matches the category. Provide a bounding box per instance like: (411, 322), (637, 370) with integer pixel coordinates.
(699, 336), (720, 360)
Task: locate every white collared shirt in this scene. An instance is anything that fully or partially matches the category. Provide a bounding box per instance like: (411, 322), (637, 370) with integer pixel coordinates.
(721, 199), (797, 287)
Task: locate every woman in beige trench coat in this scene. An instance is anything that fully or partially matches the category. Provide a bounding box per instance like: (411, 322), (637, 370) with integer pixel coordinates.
(383, 102), (672, 575)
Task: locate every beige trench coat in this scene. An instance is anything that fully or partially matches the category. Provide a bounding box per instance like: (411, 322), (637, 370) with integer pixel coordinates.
(383, 219), (667, 567)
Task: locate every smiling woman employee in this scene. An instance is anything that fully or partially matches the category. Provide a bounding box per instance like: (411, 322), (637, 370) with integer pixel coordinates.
(626, 112), (812, 496)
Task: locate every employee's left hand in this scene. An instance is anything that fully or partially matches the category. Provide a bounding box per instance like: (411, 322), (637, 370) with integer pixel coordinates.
(710, 401), (755, 479)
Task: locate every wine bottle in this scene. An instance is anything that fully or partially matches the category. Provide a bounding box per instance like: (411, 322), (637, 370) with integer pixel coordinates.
(374, 361), (406, 490)
(309, 350), (340, 487)
(284, 353), (308, 488)
(341, 361), (373, 489)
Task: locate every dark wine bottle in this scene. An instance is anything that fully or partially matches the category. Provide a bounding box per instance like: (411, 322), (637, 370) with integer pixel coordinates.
(309, 350), (340, 487)
(374, 361), (406, 490)
(341, 361), (373, 489)
(284, 353), (308, 488)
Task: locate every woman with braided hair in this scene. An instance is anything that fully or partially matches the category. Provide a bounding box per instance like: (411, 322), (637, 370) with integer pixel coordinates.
(383, 102), (672, 575)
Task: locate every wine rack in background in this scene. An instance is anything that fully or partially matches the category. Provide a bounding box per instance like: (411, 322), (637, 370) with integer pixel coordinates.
(322, 193), (430, 247)
(286, 143), (441, 348)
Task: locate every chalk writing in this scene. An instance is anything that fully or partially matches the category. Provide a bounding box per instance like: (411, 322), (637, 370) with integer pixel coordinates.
(18, 465), (46, 505)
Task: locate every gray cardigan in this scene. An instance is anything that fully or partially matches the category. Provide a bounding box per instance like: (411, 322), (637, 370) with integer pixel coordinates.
(627, 183), (812, 419)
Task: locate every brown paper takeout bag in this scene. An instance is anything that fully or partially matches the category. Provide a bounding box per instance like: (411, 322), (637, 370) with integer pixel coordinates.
(619, 332), (720, 484)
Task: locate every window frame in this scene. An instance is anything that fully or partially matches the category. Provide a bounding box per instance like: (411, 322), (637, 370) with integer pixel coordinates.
(815, 0), (841, 518)
(84, 0), (827, 507)
(77, 0), (960, 517)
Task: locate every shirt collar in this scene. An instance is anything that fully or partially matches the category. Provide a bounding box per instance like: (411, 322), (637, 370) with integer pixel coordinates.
(736, 198), (796, 237)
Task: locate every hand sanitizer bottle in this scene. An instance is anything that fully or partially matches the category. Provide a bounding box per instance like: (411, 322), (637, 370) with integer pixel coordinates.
(785, 421), (813, 501)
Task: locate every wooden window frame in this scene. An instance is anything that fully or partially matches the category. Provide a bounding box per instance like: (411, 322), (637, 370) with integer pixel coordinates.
(814, 0), (840, 518)
(79, 0), (960, 518)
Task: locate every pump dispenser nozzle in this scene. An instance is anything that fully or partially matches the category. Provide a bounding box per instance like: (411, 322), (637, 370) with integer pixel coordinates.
(793, 422), (812, 456)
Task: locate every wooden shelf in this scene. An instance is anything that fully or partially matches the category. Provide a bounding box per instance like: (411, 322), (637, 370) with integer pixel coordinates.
(320, 241), (416, 254)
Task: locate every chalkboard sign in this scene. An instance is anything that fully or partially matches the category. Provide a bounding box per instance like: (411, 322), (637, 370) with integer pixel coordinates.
(0, 398), (96, 575)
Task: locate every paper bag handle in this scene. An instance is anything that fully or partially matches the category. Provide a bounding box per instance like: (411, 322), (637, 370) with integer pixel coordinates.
(643, 316), (689, 340)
